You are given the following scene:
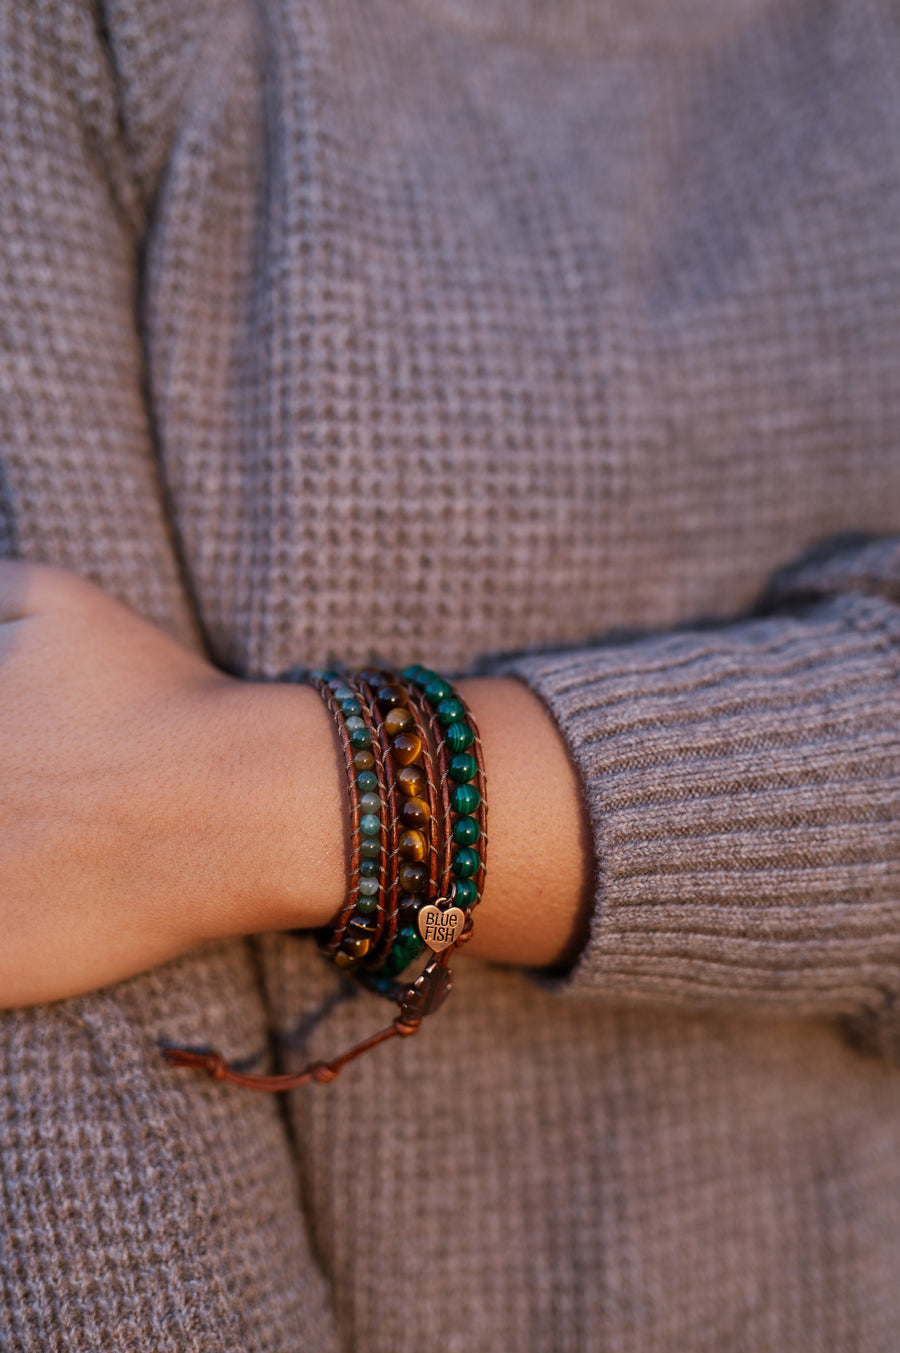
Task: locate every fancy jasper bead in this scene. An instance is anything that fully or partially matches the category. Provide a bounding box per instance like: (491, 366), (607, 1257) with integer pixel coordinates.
(452, 847), (480, 879)
(358, 877), (380, 898)
(359, 814), (381, 837)
(445, 721), (474, 753)
(358, 857), (379, 878)
(399, 796), (430, 829)
(390, 731), (422, 766)
(448, 752), (478, 783)
(452, 815), (480, 846)
(359, 837), (380, 859)
(450, 782), (480, 815)
(396, 764), (427, 799)
(355, 894), (379, 915)
(356, 770), (378, 793)
(350, 726), (373, 750)
(358, 792), (382, 814)
(353, 748), (375, 771)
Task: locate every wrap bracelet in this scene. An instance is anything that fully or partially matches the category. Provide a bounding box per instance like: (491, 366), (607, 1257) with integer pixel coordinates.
(163, 663), (486, 1092)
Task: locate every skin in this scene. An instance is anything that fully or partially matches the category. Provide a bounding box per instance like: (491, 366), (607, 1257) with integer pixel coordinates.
(0, 561), (592, 1008)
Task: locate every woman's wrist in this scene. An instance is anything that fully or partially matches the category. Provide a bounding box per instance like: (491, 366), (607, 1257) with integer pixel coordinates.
(209, 673), (591, 972)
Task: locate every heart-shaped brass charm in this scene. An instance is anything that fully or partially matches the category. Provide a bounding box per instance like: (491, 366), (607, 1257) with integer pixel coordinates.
(417, 904), (466, 953)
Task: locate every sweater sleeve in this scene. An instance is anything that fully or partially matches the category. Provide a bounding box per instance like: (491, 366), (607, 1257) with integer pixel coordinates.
(492, 533), (900, 1057)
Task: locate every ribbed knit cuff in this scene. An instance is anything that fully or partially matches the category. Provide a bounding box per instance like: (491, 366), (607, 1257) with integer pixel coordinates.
(493, 589), (900, 1022)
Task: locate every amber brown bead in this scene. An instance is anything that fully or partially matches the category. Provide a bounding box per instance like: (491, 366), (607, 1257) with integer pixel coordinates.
(400, 796), (431, 829)
(398, 861), (429, 894)
(397, 894), (423, 927)
(352, 748), (375, 772)
(339, 935), (370, 961)
(396, 764), (427, 798)
(390, 731), (422, 766)
(384, 706), (413, 737)
(398, 828), (428, 861)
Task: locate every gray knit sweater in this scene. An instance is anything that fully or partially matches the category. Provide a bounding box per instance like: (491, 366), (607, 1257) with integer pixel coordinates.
(1, 1), (899, 1349)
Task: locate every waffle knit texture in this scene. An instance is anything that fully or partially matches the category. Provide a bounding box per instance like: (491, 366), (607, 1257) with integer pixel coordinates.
(1, 1), (900, 1349)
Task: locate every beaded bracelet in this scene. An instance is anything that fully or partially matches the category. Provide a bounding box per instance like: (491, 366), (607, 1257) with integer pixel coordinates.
(163, 663), (486, 1093)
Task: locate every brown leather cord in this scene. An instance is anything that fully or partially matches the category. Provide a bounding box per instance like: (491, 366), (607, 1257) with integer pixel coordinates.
(162, 950), (456, 1092)
(312, 677), (368, 958)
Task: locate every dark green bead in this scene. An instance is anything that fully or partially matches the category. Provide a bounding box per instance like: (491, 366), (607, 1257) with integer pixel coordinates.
(356, 769), (378, 793)
(452, 876), (477, 908)
(448, 752), (478, 783)
(452, 847), (479, 879)
(355, 893), (378, 915)
(436, 697), (465, 727)
(413, 668), (439, 689)
(340, 697), (362, 717)
(349, 725), (373, 750)
(452, 815), (481, 846)
(402, 664), (425, 681)
(450, 782), (480, 815)
(359, 857), (379, 878)
(445, 721), (474, 753)
(424, 677), (453, 703)
(359, 837), (380, 859)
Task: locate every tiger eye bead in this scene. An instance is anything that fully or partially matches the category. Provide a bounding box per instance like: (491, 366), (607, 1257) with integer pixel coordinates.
(400, 796), (431, 829)
(353, 748), (375, 772)
(391, 731), (422, 766)
(398, 829), (428, 861)
(398, 861), (429, 894)
(384, 706), (413, 737)
(338, 935), (370, 962)
(397, 894), (424, 926)
(376, 684), (407, 713)
(396, 764), (427, 798)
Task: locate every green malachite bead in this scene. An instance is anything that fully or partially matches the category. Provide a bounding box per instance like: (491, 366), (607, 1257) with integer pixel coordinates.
(451, 846), (479, 878)
(424, 676), (453, 703)
(436, 697), (465, 727)
(356, 770), (378, 793)
(358, 792), (382, 814)
(452, 815), (480, 846)
(450, 782), (480, 815)
(349, 726), (373, 750)
(358, 877), (379, 897)
(359, 857), (379, 878)
(359, 813), (381, 837)
(340, 697), (362, 717)
(359, 837), (380, 859)
(402, 663), (424, 682)
(452, 876), (477, 908)
(413, 668), (439, 689)
(355, 894), (378, 915)
(448, 752), (478, 783)
(445, 721), (474, 753)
